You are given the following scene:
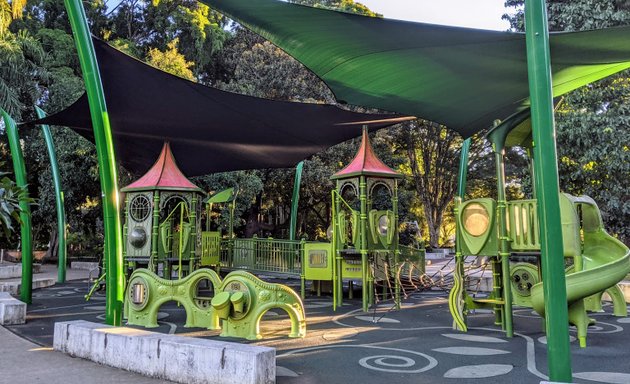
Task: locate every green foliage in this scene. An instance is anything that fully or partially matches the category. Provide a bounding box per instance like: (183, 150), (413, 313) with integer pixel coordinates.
(218, 30), (334, 102)
(0, 164), (27, 239)
(0, 0), (27, 34)
(192, 170), (264, 233)
(289, 0), (381, 17)
(0, 29), (47, 117)
(392, 121), (491, 247)
(146, 38), (195, 80)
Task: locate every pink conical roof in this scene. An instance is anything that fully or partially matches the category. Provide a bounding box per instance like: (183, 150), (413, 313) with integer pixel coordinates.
(121, 142), (203, 192)
(331, 127), (402, 180)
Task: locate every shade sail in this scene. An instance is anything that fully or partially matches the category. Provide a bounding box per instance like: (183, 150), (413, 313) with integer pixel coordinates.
(201, 0), (630, 138)
(32, 39), (410, 176)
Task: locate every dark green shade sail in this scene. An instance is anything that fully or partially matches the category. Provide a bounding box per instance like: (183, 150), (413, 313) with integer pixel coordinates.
(32, 39), (408, 177)
(201, 0), (630, 138)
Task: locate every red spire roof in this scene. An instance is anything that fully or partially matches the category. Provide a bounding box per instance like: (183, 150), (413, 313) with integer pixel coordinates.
(121, 142), (203, 192)
(331, 127), (402, 180)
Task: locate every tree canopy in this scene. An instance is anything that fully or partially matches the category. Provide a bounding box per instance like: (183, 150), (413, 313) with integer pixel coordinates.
(0, 0), (627, 255)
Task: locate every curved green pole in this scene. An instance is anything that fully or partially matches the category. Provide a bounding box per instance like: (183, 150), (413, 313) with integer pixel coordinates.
(457, 139), (471, 199)
(2, 110), (33, 304)
(525, 0), (572, 381)
(449, 138), (470, 330)
(63, 0), (124, 325)
(35, 107), (67, 284)
(289, 161), (304, 241)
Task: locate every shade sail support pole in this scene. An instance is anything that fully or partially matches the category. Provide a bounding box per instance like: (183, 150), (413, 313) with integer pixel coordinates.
(525, 0), (572, 381)
(63, 0), (124, 325)
(457, 139), (470, 199)
(2, 110), (33, 304)
(289, 161), (304, 241)
(35, 107), (67, 284)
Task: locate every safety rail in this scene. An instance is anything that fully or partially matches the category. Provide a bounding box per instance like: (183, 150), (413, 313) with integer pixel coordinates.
(399, 245), (426, 273)
(507, 199), (540, 251)
(200, 231), (221, 266)
(220, 237), (303, 276)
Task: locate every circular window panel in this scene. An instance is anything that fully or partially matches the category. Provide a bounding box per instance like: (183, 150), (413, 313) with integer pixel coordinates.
(462, 203), (490, 237)
(130, 195), (151, 222)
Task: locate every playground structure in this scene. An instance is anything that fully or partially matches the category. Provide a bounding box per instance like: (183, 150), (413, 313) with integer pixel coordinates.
(120, 128), (426, 316)
(5, 0), (630, 380)
(448, 114), (630, 347)
(121, 143), (205, 279)
(125, 268), (306, 340)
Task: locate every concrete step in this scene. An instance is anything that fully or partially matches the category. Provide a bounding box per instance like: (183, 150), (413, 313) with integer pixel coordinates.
(0, 277), (55, 295)
(0, 262), (41, 279)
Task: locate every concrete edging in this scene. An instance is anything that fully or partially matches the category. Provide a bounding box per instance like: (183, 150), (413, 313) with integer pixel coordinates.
(0, 292), (26, 325)
(70, 261), (100, 271)
(53, 320), (276, 384)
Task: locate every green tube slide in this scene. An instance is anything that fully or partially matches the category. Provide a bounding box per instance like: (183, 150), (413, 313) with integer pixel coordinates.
(530, 195), (630, 348)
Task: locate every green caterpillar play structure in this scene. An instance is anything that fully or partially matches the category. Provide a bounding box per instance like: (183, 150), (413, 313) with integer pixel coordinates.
(449, 114), (630, 348)
(125, 268), (306, 340)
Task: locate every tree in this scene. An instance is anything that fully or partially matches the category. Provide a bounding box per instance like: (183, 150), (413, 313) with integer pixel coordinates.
(0, 164), (27, 239)
(0, 0), (26, 35)
(288, 0), (381, 17)
(146, 38), (195, 80)
(503, 0), (630, 244)
(0, 30), (47, 117)
(391, 121), (490, 248)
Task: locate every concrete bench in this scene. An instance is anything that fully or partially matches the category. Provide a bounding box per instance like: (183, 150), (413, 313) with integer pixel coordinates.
(0, 292), (26, 325)
(54, 320), (275, 384)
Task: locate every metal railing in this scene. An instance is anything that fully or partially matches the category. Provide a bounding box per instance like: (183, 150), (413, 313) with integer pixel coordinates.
(220, 237), (303, 276)
(200, 231), (221, 265)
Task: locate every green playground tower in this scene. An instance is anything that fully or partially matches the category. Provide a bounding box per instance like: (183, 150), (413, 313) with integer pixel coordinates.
(121, 142), (205, 279)
(330, 126), (403, 312)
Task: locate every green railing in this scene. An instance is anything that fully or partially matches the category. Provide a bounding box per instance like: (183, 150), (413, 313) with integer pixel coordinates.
(399, 245), (426, 272)
(507, 199), (540, 251)
(200, 231), (221, 266)
(220, 237), (303, 276)
(397, 245), (426, 282)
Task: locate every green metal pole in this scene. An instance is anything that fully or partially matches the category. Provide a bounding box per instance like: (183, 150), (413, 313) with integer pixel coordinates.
(457, 139), (471, 198)
(151, 193), (160, 271)
(289, 161), (304, 241)
(35, 107), (67, 284)
(525, 0), (572, 381)
(333, 189), (342, 309)
(2, 110), (33, 304)
(493, 141), (513, 337)
(393, 180), (400, 309)
(190, 195), (197, 273)
(448, 138), (471, 330)
(63, 0), (124, 325)
(359, 174), (369, 312)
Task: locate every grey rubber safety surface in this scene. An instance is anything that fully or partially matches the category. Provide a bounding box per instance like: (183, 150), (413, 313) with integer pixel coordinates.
(7, 280), (630, 384)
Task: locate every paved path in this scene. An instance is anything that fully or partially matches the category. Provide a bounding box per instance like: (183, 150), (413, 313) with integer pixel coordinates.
(0, 325), (174, 384)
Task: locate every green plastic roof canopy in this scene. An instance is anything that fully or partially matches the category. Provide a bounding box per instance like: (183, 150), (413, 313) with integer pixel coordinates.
(201, 0), (630, 137)
(32, 39), (409, 176)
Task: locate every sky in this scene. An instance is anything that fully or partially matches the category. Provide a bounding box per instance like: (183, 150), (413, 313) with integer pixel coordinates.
(357, 0), (512, 31)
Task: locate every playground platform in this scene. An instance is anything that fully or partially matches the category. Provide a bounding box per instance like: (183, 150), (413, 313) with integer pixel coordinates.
(2, 272), (630, 384)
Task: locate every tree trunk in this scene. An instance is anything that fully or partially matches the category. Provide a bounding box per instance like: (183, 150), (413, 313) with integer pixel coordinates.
(45, 229), (59, 260)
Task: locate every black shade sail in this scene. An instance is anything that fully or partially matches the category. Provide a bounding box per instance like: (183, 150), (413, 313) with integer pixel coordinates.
(32, 39), (410, 176)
